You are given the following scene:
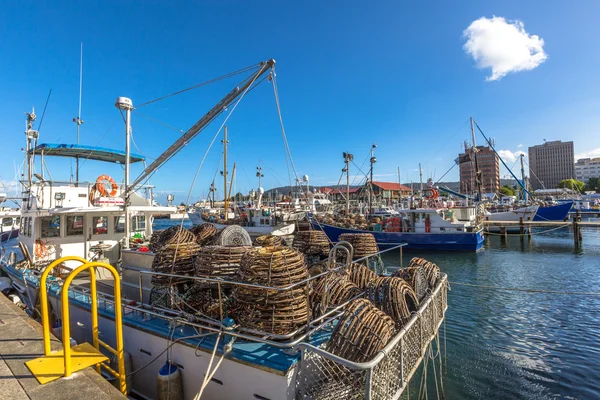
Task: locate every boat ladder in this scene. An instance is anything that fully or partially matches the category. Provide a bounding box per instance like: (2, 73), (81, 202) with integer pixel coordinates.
(25, 256), (127, 394)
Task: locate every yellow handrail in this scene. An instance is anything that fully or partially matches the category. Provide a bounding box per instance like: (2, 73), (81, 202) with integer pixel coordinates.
(38, 256), (126, 394)
(39, 256), (88, 356)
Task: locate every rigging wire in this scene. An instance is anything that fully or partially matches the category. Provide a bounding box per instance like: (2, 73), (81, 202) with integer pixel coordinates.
(271, 67), (299, 187)
(422, 119), (470, 167)
(36, 89), (53, 133)
(136, 63), (262, 108)
(134, 110), (185, 134)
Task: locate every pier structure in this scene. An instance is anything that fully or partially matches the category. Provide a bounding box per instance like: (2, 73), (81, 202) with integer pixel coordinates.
(482, 211), (599, 247)
(0, 294), (125, 399)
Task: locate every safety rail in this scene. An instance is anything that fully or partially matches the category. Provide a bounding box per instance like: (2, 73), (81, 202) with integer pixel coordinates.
(25, 256), (127, 394)
(295, 274), (448, 400)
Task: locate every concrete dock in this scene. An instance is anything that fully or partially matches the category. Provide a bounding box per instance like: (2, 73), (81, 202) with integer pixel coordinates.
(0, 294), (125, 399)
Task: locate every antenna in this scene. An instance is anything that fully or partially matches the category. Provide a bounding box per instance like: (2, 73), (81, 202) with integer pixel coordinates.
(73, 43), (84, 185)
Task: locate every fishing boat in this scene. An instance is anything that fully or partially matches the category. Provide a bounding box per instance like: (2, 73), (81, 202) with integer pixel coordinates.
(0, 208), (20, 243)
(1, 61), (449, 400)
(313, 208), (484, 251)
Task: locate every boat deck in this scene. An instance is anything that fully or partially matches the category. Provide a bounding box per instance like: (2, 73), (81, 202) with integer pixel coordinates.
(0, 293), (125, 399)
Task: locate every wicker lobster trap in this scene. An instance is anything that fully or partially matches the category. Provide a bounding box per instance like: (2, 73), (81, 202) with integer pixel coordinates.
(295, 273), (448, 400)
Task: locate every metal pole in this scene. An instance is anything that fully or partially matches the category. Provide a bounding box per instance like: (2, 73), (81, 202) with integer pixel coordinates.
(75, 43), (83, 186)
(346, 155), (350, 214)
(520, 154), (528, 203)
(116, 97), (133, 249)
(223, 127), (229, 220)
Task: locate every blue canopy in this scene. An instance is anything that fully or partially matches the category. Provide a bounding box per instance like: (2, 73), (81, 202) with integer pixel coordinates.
(30, 143), (145, 164)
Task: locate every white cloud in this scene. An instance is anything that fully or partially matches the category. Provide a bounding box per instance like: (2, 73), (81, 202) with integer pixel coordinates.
(575, 148), (600, 161)
(517, 144), (523, 148)
(463, 16), (547, 81)
(498, 149), (527, 163)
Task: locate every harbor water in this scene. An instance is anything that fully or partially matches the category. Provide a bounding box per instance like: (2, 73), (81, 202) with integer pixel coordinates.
(155, 218), (600, 399)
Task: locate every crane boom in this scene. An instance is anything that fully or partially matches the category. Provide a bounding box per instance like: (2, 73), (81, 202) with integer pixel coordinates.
(128, 59), (275, 192)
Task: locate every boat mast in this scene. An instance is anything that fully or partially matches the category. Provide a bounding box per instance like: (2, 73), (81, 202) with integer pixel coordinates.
(24, 109), (38, 202)
(343, 152), (352, 214)
(369, 143), (376, 216)
(520, 153), (528, 203)
(397, 167), (401, 204)
(222, 126), (229, 220)
(470, 116), (483, 202)
(115, 97), (133, 249)
(419, 163), (423, 207)
(74, 43), (84, 186)
(256, 161), (263, 189)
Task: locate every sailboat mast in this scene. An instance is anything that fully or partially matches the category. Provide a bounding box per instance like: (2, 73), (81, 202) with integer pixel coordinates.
(397, 167), (401, 203)
(75, 43), (83, 186)
(419, 163), (423, 207)
(369, 143), (376, 216)
(470, 116), (483, 201)
(222, 126), (229, 220)
(520, 153), (528, 203)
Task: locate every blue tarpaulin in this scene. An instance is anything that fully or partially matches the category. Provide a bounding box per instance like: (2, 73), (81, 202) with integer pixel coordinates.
(29, 143), (145, 164)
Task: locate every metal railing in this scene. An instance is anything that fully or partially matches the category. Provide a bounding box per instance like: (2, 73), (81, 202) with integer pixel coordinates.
(295, 274), (448, 400)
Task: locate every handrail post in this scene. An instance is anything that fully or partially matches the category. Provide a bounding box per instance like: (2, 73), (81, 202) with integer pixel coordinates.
(39, 256), (88, 356)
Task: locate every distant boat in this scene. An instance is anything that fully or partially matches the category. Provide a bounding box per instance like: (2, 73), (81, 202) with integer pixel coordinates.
(0, 210), (20, 243)
(312, 209), (484, 252)
(533, 201), (573, 221)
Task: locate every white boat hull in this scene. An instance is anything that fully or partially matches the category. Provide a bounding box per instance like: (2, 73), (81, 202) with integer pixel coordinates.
(189, 213), (295, 236)
(485, 206), (538, 233)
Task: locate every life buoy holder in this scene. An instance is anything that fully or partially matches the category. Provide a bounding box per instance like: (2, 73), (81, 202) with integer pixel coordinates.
(95, 175), (118, 197)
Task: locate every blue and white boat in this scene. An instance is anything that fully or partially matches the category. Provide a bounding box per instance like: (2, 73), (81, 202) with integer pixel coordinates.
(533, 201), (573, 221)
(313, 208), (484, 252)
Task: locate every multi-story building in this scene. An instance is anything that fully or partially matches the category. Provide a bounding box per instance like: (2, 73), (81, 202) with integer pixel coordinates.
(575, 157), (600, 182)
(458, 145), (500, 194)
(528, 141), (574, 189)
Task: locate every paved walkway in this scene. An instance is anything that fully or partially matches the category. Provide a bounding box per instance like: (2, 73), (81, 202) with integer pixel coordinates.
(0, 293), (125, 399)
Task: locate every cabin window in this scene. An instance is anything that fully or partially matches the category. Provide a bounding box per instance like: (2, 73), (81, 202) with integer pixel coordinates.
(16, 217), (20, 225)
(114, 216), (125, 233)
(41, 216), (61, 238)
(132, 215), (146, 232)
(93, 216), (108, 235)
(66, 215), (84, 236)
(27, 217), (32, 237)
(2, 218), (13, 228)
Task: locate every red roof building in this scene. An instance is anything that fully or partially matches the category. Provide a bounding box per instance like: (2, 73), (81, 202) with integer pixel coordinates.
(371, 181), (413, 199)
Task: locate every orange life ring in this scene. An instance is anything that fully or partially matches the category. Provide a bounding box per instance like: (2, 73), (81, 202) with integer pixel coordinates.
(95, 175), (118, 197)
(424, 188), (439, 200)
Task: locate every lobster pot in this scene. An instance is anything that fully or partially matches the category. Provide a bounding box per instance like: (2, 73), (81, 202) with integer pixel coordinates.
(149, 226), (196, 253)
(157, 362), (183, 400)
(366, 277), (419, 326)
(253, 234), (285, 247)
(346, 262), (377, 289)
(327, 298), (396, 363)
(338, 233), (379, 260)
(151, 242), (201, 284)
(149, 283), (189, 309)
(234, 246), (310, 335)
(292, 230), (330, 258)
(213, 225), (252, 246)
(407, 257), (441, 289)
(189, 223), (217, 245)
(392, 266), (428, 301)
(311, 271), (360, 317)
(195, 245), (251, 279)
(181, 283), (237, 320)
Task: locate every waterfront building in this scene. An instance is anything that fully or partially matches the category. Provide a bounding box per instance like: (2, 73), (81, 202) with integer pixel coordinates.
(528, 140), (574, 189)
(371, 181), (412, 199)
(575, 157), (600, 182)
(458, 145), (500, 194)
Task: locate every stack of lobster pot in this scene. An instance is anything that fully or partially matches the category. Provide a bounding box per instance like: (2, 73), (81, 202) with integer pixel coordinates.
(234, 246), (310, 335)
(292, 230), (330, 265)
(151, 226), (200, 285)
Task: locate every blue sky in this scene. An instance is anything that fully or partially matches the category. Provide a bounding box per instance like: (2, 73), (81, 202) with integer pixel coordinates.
(1, 1), (599, 203)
